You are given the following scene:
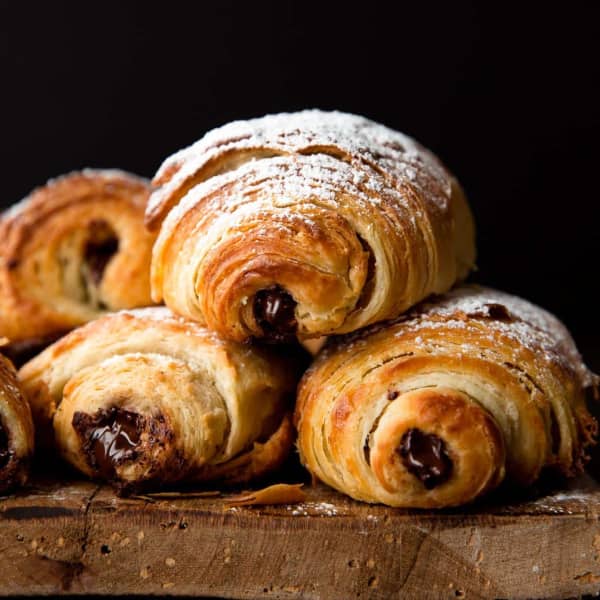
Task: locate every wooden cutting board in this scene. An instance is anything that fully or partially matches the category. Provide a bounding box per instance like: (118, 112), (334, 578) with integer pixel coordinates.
(2, 468), (600, 599)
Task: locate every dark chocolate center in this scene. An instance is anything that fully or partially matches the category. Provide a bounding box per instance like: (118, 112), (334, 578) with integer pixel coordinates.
(83, 220), (119, 285)
(361, 239), (376, 284)
(253, 286), (297, 343)
(397, 428), (452, 489)
(483, 303), (512, 321)
(468, 302), (513, 322)
(73, 408), (141, 479)
(0, 422), (10, 469)
(550, 409), (561, 455)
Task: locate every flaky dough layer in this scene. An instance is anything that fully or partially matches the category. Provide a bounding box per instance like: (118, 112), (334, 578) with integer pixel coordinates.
(0, 355), (34, 492)
(295, 286), (597, 508)
(148, 110), (475, 342)
(0, 170), (156, 351)
(19, 307), (300, 493)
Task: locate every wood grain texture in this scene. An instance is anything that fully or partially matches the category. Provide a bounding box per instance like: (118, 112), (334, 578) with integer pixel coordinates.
(2, 472), (600, 599)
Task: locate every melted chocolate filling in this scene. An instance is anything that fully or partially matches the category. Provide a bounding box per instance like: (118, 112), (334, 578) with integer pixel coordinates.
(468, 302), (513, 322)
(355, 236), (376, 309)
(84, 220), (119, 285)
(0, 331), (68, 368)
(73, 408), (141, 479)
(550, 409), (561, 455)
(362, 240), (376, 284)
(398, 428), (452, 489)
(253, 286), (298, 343)
(0, 422), (10, 469)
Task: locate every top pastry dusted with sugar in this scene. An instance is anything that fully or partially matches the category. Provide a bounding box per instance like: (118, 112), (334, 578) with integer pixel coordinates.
(148, 110), (476, 342)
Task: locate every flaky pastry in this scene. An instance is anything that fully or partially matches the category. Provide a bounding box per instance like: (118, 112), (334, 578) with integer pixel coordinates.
(0, 355), (34, 492)
(0, 170), (156, 365)
(19, 308), (300, 493)
(295, 286), (597, 508)
(148, 110), (475, 342)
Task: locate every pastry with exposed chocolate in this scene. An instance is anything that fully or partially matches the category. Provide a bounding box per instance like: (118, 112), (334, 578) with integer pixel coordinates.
(19, 307), (300, 494)
(0, 354), (34, 492)
(147, 110), (475, 343)
(0, 170), (156, 366)
(295, 286), (598, 508)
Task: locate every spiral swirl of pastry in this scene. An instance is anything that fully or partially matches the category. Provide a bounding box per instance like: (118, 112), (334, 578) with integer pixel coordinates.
(0, 170), (156, 365)
(0, 354), (34, 492)
(18, 308), (299, 493)
(295, 286), (598, 508)
(148, 110), (475, 342)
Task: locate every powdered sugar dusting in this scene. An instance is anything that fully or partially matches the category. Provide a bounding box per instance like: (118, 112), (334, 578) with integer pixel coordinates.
(416, 286), (595, 387)
(149, 110), (454, 222)
(538, 490), (591, 502)
(2, 194), (34, 221)
(94, 351), (185, 371)
(115, 306), (227, 345)
(285, 501), (341, 516)
(513, 488), (596, 515)
(1, 169), (149, 222)
(160, 152), (412, 239)
(161, 110), (425, 176)
(332, 285), (595, 390)
(119, 305), (177, 321)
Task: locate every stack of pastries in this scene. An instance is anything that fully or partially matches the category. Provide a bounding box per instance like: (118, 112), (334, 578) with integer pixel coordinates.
(0, 111), (596, 508)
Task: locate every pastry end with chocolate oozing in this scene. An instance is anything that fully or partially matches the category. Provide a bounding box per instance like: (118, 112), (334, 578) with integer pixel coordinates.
(0, 421), (11, 470)
(18, 307), (301, 494)
(83, 219), (120, 286)
(0, 355), (34, 493)
(0, 169), (155, 345)
(72, 407), (174, 493)
(74, 408), (142, 480)
(253, 286), (298, 343)
(398, 428), (453, 489)
(0, 419), (28, 494)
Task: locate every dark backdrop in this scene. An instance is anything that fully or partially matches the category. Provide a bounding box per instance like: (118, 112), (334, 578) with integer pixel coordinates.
(1, 2), (598, 367)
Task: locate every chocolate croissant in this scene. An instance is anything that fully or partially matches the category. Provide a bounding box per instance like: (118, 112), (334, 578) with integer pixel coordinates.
(18, 307), (300, 493)
(0, 354), (34, 492)
(148, 110), (476, 343)
(295, 286), (597, 508)
(0, 170), (156, 366)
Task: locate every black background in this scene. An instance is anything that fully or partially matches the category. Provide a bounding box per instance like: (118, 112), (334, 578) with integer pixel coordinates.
(1, 2), (598, 368)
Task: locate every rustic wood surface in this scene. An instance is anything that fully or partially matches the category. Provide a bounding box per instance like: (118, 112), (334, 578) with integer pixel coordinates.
(2, 465), (600, 599)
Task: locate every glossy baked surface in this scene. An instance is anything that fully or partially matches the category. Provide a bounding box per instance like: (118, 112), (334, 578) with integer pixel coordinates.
(296, 285), (597, 508)
(149, 110), (476, 341)
(0, 170), (156, 353)
(18, 307), (301, 493)
(0, 354), (34, 491)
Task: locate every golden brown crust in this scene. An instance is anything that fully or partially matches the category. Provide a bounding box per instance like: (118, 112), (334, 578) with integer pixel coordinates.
(0, 355), (34, 492)
(195, 413), (295, 485)
(148, 111), (476, 342)
(295, 285), (597, 508)
(18, 307), (300, 493)
(0, 170), (156, 346)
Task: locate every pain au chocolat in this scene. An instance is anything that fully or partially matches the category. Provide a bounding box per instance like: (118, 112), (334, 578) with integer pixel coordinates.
(147, 110), (475, 343)
(18, 307), (300, 493)
(0, 170), (156, 366)
(295, 286), (598, 508)
(0, 354), (34, 493)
